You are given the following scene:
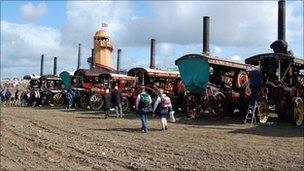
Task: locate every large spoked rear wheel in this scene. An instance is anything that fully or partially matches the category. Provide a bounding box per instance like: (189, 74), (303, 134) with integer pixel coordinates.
(184, 94), (200, 118)
(214, 92), (227, 118)
(289, 97), (304, 126)
(89, 94), (104, 111)
(122, 97), (129, 112)
(53, 93), (64, 106)
(258, 97), (269, 124)
(80, 95), (89, 109)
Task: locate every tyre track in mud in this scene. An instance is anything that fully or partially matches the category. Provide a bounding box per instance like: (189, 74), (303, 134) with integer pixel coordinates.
(4, 113), (195, 169)
(3, 114), (175, 169)
(3, 111), (208, 170)
(2, 121), (92, 170)
(0, 112), (289, 170)
(1, 107), (303, 170)
(2, 116), (126, 170)
(3, 113), (161, 169)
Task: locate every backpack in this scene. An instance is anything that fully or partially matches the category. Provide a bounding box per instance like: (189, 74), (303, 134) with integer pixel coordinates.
(161, 95), (171, 108)
(139, 93), (150, 108)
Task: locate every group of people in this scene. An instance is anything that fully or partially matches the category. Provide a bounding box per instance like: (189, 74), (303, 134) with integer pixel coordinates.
(2, 84), (175, 133)
(94, 84), (175, 133)
(103, 86), (124, 119)
(24, 88), (41, 107)
(135, 86), (175, 133)
(0, 89), (20, 106)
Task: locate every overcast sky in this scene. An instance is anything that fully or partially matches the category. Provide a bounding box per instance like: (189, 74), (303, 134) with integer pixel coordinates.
(1, 1), (303, 78)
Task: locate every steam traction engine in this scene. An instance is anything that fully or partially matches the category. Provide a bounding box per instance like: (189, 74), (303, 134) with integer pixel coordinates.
(98, 73), (137, 112)
(23, 74), (64, 106)
(73, 69), (104, 110)
(127, 67), (182, 107)
(39, 75), (64, 106)
(175, 54), (251, 118)
(245, 0), (304, 126)
(246, 54), (304, 125)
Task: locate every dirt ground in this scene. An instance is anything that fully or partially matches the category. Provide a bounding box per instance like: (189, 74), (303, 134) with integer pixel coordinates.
(0, 107), (303, 170)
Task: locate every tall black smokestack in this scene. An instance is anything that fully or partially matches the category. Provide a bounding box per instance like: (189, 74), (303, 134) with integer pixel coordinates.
(203, 16), (210, 56)
(77, 43), (81, 70)
(53, 57), (57, 76)
(40, 54), (44, 76)
(117, 49), (121, 74)
(278, 0), (286, 41)
(91, 48), (95, 69)
(150, 39), (156, 69)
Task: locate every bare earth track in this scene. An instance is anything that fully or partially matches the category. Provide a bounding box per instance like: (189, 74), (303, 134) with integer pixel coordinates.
(0, 107), (303, 170)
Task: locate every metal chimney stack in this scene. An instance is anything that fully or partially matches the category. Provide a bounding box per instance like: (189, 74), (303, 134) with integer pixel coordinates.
(91, 48), (95, 69)
(40, 54), (44, 76)
(77, 43), (81, 69)
(203, 16), (210, 56)
(53, 57), (57, 76)
(117, 49), (121, 74)
(150, 39), (156, 69)
(278, 0), (286, 41)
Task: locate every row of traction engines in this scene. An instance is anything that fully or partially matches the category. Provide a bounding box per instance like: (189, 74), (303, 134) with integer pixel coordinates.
(24, 68), (184, 111)
(69, 67), (182, 112)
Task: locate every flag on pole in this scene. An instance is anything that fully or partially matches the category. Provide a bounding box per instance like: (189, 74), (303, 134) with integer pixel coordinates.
(102, 23), (108, 27)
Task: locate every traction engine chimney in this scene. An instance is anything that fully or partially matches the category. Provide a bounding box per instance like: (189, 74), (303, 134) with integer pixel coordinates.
(40, 54), (44, 76)
(150, 39), (156, 69)
(117, 49), (121, 74)
(53, 57), (57, 76)
(203, 16), (210, 56)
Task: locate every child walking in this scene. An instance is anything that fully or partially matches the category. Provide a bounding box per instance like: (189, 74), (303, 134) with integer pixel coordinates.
(153, 88), (172, 131)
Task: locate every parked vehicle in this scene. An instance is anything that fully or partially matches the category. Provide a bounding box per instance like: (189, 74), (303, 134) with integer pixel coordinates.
(98, 73), (136, 111)
(127, 67), (183, 109)
(244, 0), (304, 126)
(175, 54), (251, 118)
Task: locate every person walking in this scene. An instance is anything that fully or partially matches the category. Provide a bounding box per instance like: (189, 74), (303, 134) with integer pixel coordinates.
(113, 86), (123, 118)
(14, 89), (20, 106)
(0, 89), (5, 105)
(103, 88), (112, 119)
(66, 89), (75, 109)
(5, 89), (12, 106)
(135, 86), (152, 133)
(34, 89), (40, 107)
(153, 88), (172, 131)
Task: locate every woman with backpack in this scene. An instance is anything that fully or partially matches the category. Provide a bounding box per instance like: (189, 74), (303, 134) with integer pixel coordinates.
(135, 86), (152, 133)
(153, 88), (172, 131)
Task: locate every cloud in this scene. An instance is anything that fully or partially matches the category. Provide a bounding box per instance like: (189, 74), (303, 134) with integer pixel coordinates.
(213, 46), (222, 56)
(19, 2), (47, 22)
(158, 43), (174, 57)
(1, 1), (303, 78)
(1, 21), (79, 78)
(61, 1), (303, 57)
(60, 1), (132, 51)
(231, 55), (241, 62)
